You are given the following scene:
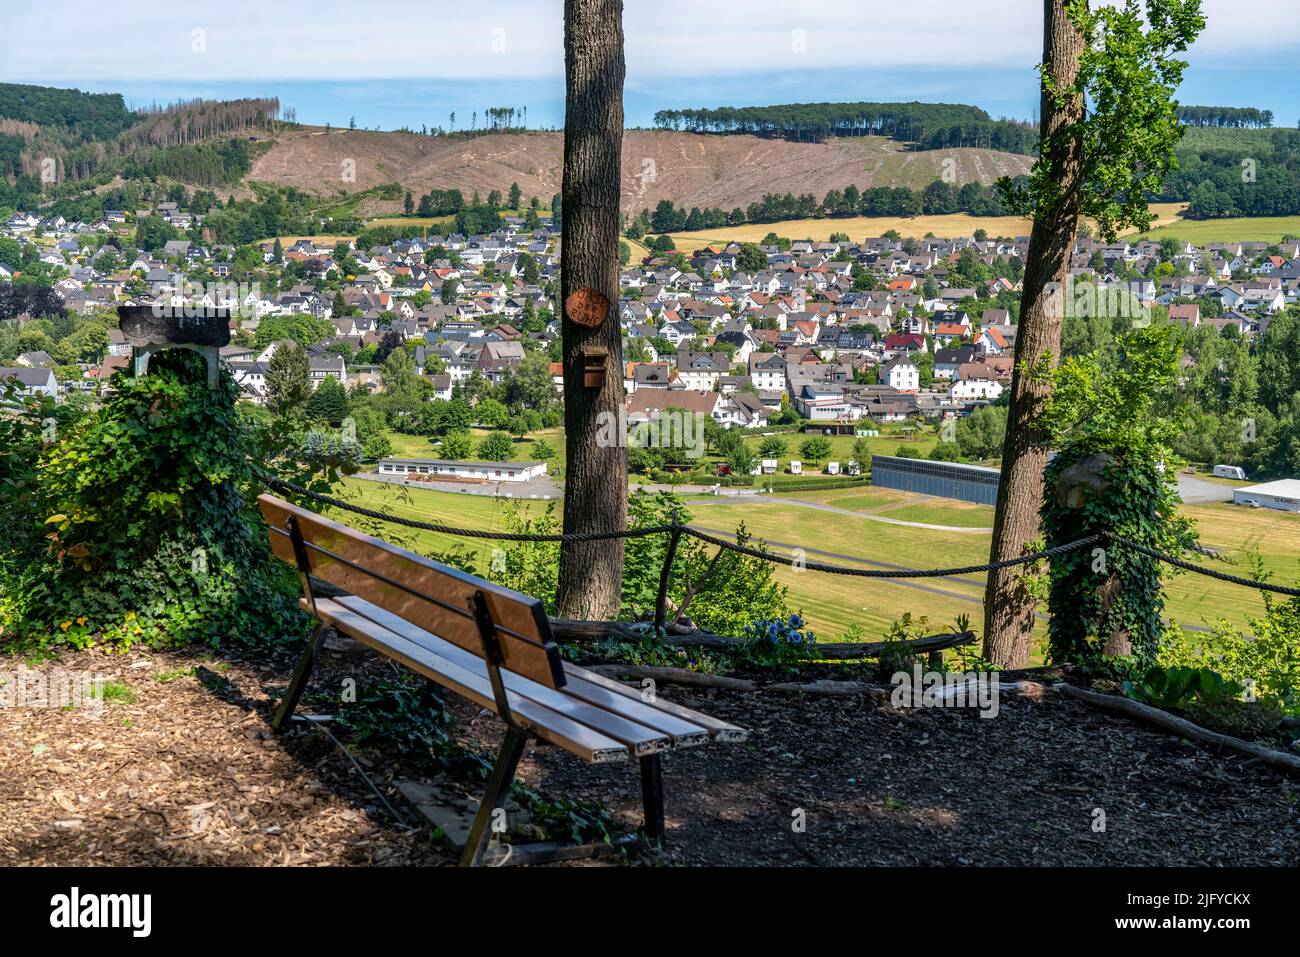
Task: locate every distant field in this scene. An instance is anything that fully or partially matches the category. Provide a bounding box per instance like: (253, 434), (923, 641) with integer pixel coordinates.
(269, 234), (356, 245)
(327, 477), (1300, 651)
(666, 213), (1035, 249)
(1138, 213), (1300, 244)
(365, 215), (455, 231)
(659, 201), (1291, 247)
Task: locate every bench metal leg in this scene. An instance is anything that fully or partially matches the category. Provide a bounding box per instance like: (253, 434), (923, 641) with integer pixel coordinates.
(272, 623), (326, 733)
(640, 754), (666, 847)
(461, 726), (528, 867)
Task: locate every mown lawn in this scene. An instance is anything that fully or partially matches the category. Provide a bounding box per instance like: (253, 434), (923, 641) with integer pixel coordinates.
(741, 424), (941, 472)
(322, 477), (1300, 649)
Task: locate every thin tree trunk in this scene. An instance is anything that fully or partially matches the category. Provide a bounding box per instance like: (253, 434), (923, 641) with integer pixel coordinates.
(982, 0), (1087, 667)
(556, 0), (628, 620)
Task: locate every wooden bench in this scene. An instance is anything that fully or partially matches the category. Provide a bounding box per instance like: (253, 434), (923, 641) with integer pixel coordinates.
(258, 494), (748, 865)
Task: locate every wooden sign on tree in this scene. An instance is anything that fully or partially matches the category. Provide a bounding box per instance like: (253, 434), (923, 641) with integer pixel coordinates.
(564, 286), (609, 328)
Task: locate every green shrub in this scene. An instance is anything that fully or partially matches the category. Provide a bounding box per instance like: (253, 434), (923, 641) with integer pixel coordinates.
(5, 351), (306, 649)
(1158, 558), (1300, 714)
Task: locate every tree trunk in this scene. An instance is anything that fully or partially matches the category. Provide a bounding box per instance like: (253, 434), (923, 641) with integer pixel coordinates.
(556, 0), (628, 620)
(982, 0), (1087, 667)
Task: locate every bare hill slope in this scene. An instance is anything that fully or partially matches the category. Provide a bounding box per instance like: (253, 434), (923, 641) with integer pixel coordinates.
(248, 128), (1033, 216)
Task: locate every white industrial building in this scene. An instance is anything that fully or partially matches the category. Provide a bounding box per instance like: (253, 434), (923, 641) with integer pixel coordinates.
(1232, 479), (1300, 513)
(377, 458), (547, 483)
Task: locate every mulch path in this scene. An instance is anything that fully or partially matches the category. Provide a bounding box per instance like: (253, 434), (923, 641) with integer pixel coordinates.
(2, 645), (1297, 866)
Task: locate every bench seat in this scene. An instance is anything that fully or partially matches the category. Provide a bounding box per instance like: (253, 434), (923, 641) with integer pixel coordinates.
(308, 594), (746, 763)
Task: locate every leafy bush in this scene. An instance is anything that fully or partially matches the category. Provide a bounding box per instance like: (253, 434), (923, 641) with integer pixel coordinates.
(871, 613), (928, 680)
(4, 351), (305, 649)
(1158, 558), (1300, 714)
(1182, 698), (1285, 738)
(620, 489), (788, 638)
(1121, 665), (1243, 710)
(1039, 325), (1198, 665)
(485, 499), (562, 613)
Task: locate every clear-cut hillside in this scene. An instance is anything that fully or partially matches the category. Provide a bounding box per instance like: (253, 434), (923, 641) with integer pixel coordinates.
(247, 127), (1034, 216)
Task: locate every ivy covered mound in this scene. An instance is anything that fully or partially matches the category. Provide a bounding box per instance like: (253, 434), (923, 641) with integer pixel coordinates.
(5, 351), (306, 649)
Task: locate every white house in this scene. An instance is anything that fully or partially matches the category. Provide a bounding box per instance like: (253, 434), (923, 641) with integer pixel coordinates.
(308, 354), (347, 389)
(883, 356), (920, 393)
(748, 352), (787, 392)
(948, 376), (1004, 402)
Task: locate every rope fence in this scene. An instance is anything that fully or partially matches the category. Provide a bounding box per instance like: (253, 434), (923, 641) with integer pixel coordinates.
(252, 468), (1300, 598)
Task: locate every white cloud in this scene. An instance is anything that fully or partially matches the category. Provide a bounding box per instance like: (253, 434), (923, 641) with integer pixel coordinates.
(4, 0), (1295, 84)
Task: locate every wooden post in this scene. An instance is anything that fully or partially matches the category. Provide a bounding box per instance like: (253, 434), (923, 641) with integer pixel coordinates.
(654, 511), (683, 635)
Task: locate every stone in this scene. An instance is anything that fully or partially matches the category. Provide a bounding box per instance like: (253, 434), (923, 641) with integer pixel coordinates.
(1054, 452), (1117, 510)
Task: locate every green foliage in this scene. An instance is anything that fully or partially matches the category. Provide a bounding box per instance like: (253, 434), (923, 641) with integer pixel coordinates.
(265, 341), (312, 416)
(485, 500), (562, 612)
(440, 431), (472, 460)
(477, 431), (514, 462)
(334, 676), (454, 758)
(799, 436), (832, 463)
(955, 405), (1007, 459)
(306, 375), (349, 425)
(870, 613), (931, 680)
(0, 83), (134, 141)
(619, 490), (788, 638)
(1158, 557), (1300, 714)
(653, 101), (1037, 153)
(1182, 697), (1285, 738)
(1121, 664), (1242, 709)
(1001, 0), (1205, 240)
(1039, 325), (1198, 665)
(254, 313), (334, 350)
(5, 351), (305, 649)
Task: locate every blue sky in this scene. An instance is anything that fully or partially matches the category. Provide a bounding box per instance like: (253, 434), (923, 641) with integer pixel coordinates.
(6, 1), (1297, 131)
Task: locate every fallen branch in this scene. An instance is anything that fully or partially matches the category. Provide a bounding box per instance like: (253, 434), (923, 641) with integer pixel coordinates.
(584, 664), (757, 692)
(1057, 683), (1300, 777)
(550, 619), (977, 661)
(764, 680), (888, 698)
(805, 631), (977, 660)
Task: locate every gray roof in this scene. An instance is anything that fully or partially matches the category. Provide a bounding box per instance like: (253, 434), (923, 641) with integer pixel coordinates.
(0, 367), (56, 386)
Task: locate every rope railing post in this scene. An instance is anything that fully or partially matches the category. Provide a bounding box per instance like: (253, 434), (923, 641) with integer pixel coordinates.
(654, 510), (683, 635)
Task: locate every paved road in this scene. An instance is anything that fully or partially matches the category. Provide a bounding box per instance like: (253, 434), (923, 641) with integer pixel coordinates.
(1176, 474), (1235, 504)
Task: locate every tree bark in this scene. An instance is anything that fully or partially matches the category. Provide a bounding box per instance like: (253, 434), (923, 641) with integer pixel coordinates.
(982, 0), (1087, 667)
(556, 0), (628, 619)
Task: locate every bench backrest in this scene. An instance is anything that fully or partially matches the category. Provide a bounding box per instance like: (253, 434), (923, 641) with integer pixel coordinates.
(258, 494), (566, 689)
